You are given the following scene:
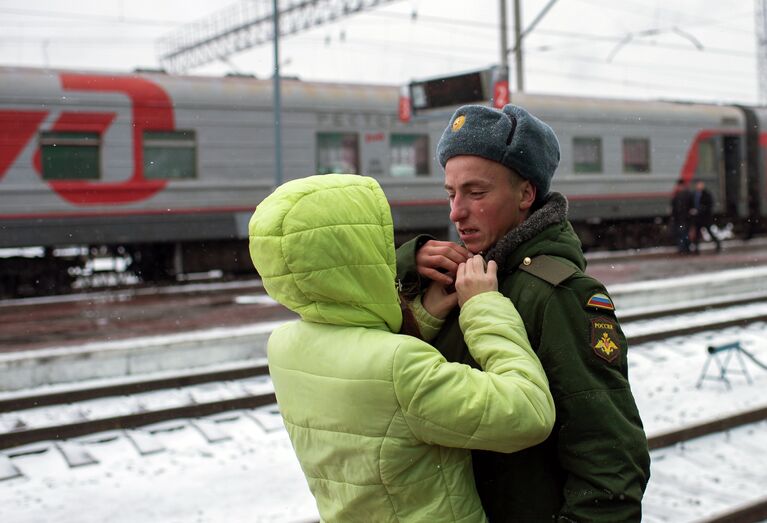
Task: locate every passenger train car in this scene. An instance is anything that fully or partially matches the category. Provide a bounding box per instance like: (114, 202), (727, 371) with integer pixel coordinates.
(0, 66), (765, 295)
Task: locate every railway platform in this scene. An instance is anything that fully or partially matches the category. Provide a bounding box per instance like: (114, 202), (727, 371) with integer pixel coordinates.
(2, 238), (767, 393)
(3, 238), (767, 354)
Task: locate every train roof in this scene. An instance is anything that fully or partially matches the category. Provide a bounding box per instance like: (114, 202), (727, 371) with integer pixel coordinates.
(0, 65), (399, 112)
(512, 91), (743, 123)
(0, 65), (746, 125)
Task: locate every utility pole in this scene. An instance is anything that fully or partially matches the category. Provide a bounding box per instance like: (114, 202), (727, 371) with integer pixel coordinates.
(272, 0), (283, 187)
(500, 0), (509, 74)
(495, 0), (510, 107)
(513, 0), (524, 92)
(506, 0), (559, 95)
(757, 0), (767, 105)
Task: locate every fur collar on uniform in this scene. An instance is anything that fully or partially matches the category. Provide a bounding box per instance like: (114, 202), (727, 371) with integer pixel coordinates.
(485, 191), (569, 270)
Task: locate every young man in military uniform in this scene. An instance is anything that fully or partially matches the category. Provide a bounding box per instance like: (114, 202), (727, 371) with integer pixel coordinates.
(397, 104), (651, 522)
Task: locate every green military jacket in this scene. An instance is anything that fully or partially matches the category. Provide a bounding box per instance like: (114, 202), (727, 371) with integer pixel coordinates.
(397, 192), (651, 523)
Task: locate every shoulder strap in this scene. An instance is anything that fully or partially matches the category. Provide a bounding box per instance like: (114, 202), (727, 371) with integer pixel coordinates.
(518, 254), (578, 286)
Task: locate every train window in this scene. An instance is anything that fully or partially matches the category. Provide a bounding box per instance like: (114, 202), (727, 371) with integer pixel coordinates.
(390, 134), (429, 177)
(39, 131), (101, 180)
(143, 130), (197, 179)
(696, 137), (719, 176)
(623, 138), (651, 173)
(317, 132), (359, 174)
(573, 137), (603, 173)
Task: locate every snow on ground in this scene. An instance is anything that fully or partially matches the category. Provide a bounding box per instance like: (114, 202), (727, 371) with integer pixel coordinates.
(1, 315), (767, 521)
(630, 322), (767, 435)
(644, 420), (767, 522)
(633, 324), (767, 521)
(1, 409), (317, 523)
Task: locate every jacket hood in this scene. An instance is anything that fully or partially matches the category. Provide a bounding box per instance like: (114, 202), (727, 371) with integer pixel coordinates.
(248, 174), (402, 333)
(486, 192), (586, 274)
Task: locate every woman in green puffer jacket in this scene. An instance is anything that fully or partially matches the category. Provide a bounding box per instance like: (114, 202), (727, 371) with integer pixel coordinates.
(249, 174), (554, 523)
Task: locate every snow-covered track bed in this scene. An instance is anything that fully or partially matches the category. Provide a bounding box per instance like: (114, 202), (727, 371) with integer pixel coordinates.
(0, 363), (273, 451)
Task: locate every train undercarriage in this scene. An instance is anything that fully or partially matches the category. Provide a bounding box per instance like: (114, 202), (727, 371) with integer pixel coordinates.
(0, 240), (255, 298)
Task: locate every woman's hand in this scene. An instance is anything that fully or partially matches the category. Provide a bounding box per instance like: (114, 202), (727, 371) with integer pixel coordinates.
(422, 280), (459, 319)
(456, 255), (498, 307)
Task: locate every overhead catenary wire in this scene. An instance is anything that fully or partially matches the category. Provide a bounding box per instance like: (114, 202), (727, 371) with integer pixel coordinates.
(285, 33), (758, 87)
(2, 34), (754, 102)
(0, 0), (758, 104)
(2, 3), (755, 63)
(273, 32), (759, 89)
(0, 6), (178, 26)
(528, 66), (755, 101)
(573, 0), (752, 30)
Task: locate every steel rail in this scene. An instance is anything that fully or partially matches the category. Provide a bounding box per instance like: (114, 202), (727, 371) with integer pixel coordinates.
(626, 314), (767, 345)
(0, 363), (270, 412)
(619, 292), (767, 323)
(647, 405), (767, 450)
(0, 392), (276, 451)
(695, 496), (767, 523)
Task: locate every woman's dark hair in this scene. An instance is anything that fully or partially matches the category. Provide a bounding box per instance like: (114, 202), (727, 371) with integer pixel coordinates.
(398, 295), (423, 339)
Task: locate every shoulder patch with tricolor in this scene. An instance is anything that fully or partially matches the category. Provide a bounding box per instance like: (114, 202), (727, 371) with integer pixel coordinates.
(586, 292), (614, 311)
(590, 316), (622, 363)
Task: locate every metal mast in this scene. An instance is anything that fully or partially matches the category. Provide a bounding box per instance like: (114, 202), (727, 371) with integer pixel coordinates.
(757, 0), (767, 104)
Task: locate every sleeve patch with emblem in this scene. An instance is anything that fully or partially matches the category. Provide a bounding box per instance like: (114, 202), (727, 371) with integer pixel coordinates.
(586, 292), (614, 311)
(590, 317), (621, 362)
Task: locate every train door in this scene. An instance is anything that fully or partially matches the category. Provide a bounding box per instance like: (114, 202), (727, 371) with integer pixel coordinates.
(737, 105), (763, 236)
(722, 135), (743, 217)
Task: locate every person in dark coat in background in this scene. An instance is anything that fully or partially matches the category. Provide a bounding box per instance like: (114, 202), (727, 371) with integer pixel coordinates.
(396, 103), (650, 522)
(670, 178), (693, 254)
(690, 179), (722, 253)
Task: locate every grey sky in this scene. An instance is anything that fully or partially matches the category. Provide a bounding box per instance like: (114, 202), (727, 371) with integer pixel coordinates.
(0, 0), (760, 104)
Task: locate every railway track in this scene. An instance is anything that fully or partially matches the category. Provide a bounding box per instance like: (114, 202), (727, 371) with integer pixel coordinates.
(625, 302), (767, 523)
(649, 414), (767, 523)
(2, 299), (767, 522)
(2, 296), (767, 451)
(0, 362), (270, 412)
(620, 293), (767, 345)
(619, 291), (767, 323)
(0, 275), (265, 309)
(4, 376), (763, 451)
(0, 363), (273, 451)
(697, 498), (767, 523)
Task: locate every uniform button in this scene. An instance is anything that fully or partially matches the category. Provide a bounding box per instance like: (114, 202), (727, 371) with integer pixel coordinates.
(523, 257), (532, 266)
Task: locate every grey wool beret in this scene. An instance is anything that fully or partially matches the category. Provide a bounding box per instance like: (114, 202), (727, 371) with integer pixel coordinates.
(437, 104), (560, 201)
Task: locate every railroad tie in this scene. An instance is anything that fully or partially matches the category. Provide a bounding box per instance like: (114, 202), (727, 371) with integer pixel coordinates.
(0, 453), (22, 481)
(247, 404), (284, 433)
(55, 441), (98, 468)
(190, 419), (231, 443)
(124, 429), (166, 456)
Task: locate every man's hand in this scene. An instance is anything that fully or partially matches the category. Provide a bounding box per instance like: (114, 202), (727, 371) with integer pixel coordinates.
(421, 280), (459, 319)
(456, 255), (498, 307)
(416, 240), (472, 286)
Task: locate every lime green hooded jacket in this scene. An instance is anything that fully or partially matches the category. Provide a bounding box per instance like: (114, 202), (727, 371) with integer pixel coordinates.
(249, 174), (555, 523)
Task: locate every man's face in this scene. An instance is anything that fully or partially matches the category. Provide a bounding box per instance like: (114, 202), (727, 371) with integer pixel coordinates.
(444, 155), (533, 254)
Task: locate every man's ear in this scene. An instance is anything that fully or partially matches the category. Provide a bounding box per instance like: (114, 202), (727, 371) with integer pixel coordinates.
(519, 181), (536, 211)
